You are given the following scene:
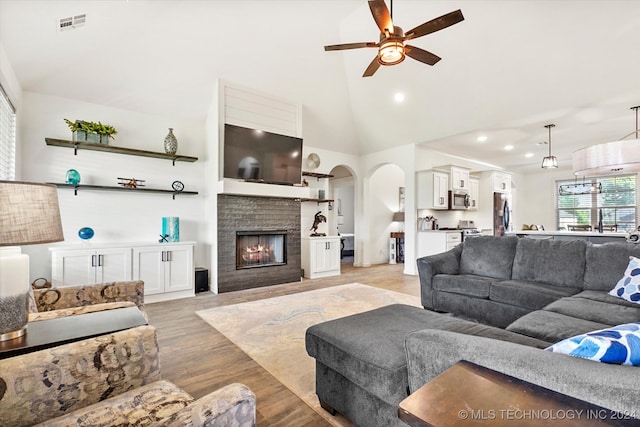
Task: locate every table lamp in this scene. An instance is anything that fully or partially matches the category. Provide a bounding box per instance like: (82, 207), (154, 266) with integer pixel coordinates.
(0, 181), (64, 341)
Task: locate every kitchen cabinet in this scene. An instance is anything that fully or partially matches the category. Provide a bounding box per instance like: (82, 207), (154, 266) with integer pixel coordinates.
(417, 231), (462, 258)
(51, 246), (132, 287)
(469, 178), (479, 210)
(302, 236), (341, 279)
(417, 171), (449, 210)
(132, 243), (195, 303)
(450, 166), (470, 191)
(493, 172), (512, 193)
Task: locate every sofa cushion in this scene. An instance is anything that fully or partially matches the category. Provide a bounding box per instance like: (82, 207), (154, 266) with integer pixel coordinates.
(584, 242), (640, 291)
(574, 290), (640, 307)
(512, 238), (587, 288)
(490, 280), (580, 311)
(433, 274), (493, 299)
(609, 256), (640, 304)
(546, 323), (640, 366)
(543, 295), (640, 326)
(459, 235), (518, 280)
(506, 310), (611, 343)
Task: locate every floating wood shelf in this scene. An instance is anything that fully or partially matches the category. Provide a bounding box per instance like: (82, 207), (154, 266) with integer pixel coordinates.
(302, 171), (334, 179)
(301, 198), (334, 204)
(50, 183), (198, 200)
(45, 138), (198, 165)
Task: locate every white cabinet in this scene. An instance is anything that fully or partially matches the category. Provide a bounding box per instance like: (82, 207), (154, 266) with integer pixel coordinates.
(417, 231), (462, 258)
(450, 166), (470, 191)
(301, 236), (341, 279)
(417, 171), (449, 210)
(132, 243), (195, 303)
(493, 172), (512, 193)
(469, 178), (479, 210)
(51, 242), (196, 302)
(51, 247), (132, 287)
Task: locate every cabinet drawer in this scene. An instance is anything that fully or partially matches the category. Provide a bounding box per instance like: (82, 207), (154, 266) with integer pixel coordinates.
(446, 232), (462, 243)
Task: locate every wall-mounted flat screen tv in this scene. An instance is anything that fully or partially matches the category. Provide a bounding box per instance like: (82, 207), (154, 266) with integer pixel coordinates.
(223, 124), (303, 186)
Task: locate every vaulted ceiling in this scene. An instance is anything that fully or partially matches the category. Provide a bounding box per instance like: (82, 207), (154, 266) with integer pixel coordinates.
(1, 0), (639, 173)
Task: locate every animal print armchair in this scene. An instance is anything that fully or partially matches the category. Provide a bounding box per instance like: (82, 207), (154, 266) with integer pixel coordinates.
(0, 325), (256, 427)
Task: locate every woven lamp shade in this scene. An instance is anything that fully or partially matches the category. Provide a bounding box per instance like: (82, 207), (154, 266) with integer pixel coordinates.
(0, 181), (64, 246)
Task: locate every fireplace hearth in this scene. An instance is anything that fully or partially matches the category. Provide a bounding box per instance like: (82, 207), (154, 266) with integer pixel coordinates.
(236, 230), (287, 269)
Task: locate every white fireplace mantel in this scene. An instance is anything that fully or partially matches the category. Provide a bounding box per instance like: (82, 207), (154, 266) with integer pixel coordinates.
(217, 179), (310, 199)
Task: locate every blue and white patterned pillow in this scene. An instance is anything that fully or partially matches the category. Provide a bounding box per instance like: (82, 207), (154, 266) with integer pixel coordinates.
(609, 256), (640, 304)
(546, 322), (640, 366)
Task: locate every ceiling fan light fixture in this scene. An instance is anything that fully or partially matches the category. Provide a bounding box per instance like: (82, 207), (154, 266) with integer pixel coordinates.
(378, 40), (405, 65)
(541, 124), (558, 169)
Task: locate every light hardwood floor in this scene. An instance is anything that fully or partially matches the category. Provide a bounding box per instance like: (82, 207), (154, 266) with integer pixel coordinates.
(145, 259), (420, 426)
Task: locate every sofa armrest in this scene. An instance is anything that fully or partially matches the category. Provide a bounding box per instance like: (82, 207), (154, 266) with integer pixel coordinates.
(33, 280), (146, 319)
(0, 325), (161, 427)
(416, 246), (462, 309)
(155, 383), (256, 427)
(404, 329), (640, 415)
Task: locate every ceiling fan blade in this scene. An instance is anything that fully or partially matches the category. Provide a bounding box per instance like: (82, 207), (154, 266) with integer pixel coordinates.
(363, 56), (381, 77)
(324, 42), (378, 51)
(368, 0), (393, 35)
(405, 45), (441, 66)
(405, 9), (464, 40)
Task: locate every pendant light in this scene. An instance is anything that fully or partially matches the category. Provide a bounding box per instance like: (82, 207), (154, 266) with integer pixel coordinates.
(541, 124), (558, 169)
(572, 106), (640, 177)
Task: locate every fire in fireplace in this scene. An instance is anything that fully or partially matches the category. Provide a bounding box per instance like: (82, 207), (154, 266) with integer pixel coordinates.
(236, 230), (287, 269)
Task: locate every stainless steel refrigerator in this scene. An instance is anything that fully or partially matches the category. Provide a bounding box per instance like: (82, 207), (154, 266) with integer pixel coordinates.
(493, 192), (511, 236)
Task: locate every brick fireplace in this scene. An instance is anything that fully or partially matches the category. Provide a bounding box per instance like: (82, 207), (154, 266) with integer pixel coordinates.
(217, 194), (301, 292)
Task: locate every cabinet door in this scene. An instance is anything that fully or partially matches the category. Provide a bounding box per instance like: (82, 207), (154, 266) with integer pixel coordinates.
(164, 246), (193, 293)
(323, 240), (341, 273)
(451, 168), (469, 190)
(493, 173), (511, 193)
(95, 247), (132, 284)
(434, 173), (449, 209)
(51, 249), (95, 287)
(312, 239), (330, 273)
(133, 247), (165, 296)
(469, 178), (479, 210)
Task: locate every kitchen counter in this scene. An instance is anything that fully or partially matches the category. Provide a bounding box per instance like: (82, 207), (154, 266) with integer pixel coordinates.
(507, 230), (628, 243)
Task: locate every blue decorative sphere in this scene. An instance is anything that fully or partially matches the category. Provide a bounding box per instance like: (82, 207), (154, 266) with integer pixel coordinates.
(66, 169), (81, 185)
(78, 227), (94, 240)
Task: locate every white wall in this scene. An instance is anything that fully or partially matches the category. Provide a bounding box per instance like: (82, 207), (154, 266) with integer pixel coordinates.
(18, 92), (207, 281)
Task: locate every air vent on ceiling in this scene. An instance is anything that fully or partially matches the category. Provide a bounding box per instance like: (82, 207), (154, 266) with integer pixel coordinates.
(59, 14), (86, 31)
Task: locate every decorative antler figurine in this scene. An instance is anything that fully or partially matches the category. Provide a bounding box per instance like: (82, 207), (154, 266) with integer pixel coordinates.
(310, 211), (327, 237)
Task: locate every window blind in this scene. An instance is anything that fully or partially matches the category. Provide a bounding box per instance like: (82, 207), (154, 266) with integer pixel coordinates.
(556, 175), (637, 232)
(0, 84), (16, 180)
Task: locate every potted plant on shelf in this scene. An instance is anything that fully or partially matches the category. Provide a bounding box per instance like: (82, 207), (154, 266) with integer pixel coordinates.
(64, 119), (118, 145)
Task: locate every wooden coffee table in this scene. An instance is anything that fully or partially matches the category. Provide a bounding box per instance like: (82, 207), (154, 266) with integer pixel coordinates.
(399, 360), (638, 426)
(0, 306), (148, 359)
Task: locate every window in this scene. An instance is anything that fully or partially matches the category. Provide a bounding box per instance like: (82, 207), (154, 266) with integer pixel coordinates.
(557, 176), (637, 232)
(0, 84), (16, 180)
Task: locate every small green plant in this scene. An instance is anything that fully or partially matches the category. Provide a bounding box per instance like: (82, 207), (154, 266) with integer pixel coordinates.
(64, 118), (118, 139)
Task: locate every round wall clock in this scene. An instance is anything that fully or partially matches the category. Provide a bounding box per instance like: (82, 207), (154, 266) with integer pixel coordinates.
(172, 180), (184, 192)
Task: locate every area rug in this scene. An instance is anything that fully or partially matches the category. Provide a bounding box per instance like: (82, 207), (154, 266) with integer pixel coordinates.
(196, 283), (421, 426)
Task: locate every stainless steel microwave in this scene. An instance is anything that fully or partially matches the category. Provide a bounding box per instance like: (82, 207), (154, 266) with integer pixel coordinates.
(449, 190), (470, 210)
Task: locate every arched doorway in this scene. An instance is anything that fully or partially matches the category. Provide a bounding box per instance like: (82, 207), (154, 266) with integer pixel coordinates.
(330, 165), (355, 266)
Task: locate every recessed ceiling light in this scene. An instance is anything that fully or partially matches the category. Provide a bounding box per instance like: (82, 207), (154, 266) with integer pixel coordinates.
(477, 135), (488, 142)
(525, 152), (534, 158)
(504, 145), (514, 151)
(394, 93), (405, 103)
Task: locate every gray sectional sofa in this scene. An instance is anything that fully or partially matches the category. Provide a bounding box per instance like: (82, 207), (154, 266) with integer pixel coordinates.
(305, 236), (640, 427)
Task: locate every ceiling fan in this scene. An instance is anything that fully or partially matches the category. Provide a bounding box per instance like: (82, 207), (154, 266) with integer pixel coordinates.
(324, 0), (464, 77)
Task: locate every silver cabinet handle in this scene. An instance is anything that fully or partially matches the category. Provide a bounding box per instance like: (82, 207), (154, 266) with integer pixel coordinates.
(91, 254), (96, 267)
(161, 251), (166, 262)
(166, 250), (172, 262)
(98, 254), (104, 266)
